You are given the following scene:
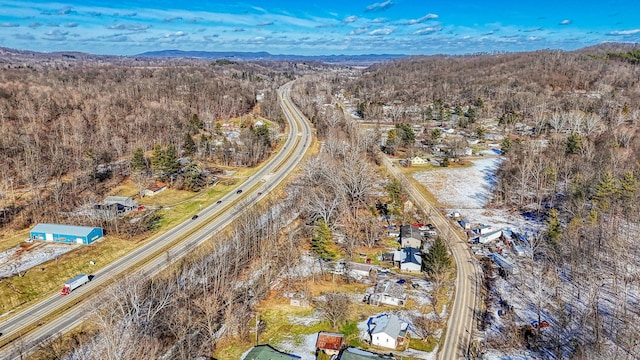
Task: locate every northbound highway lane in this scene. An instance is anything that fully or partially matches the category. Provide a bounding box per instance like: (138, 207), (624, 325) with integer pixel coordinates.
(0, 80), (312, 360)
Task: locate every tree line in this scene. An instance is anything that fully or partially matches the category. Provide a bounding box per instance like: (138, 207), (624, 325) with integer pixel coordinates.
(0, 59), (294, 235)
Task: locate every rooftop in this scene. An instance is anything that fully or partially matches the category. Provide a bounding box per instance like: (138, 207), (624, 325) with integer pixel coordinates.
(400, 224), (421, 240)
(339, 347), (395, 360)
(31, 223), (101, 237)
(316, 332), (344, 351)
(373, 281), (405, 300)
(368, 314), (408, 339)
(104, 196), (138, 206)
(242, 344), (301, 360)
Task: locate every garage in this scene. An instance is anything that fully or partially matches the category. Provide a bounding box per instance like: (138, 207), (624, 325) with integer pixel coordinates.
(30, 224), (103, 245)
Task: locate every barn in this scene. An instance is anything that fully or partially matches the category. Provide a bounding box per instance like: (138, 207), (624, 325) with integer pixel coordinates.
(30, 224), (103, 245)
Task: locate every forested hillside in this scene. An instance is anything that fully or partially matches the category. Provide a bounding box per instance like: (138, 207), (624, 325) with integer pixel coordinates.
(0, 57), (295, 231)
(342, 46), (640, 358)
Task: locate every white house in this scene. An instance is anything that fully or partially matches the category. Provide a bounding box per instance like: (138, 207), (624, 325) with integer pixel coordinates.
(410, 156), (426, 165)
(478, 225), (495, 235)
(393, 247), (422, 273)
(143, 182), (167, 197)
(476, 229), (502, 244)
(399, 225), (422, 249)
(368, 313), (409, 349)
(459, 218), (472, 230)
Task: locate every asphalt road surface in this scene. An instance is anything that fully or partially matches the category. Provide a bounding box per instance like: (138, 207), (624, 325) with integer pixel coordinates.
(381, 155), (481, 360)
(0, 80), (312, 360)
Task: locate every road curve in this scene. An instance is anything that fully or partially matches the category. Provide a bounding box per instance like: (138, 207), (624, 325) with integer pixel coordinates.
(380, 155), (480, 360)
(0, 80), (312, 360)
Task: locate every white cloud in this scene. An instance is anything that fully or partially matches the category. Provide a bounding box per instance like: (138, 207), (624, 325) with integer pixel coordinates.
(343, 16), (358, 24)
(405, 13), (438, 25)
(608, 29), (640, 35)
(107, 24), (150, 31)
(63, 22), (78, 28)
(414, 26), (441, 35)
(42, 29), (69, 41)
(371, 18), (387, 24)
(165, 31), (186, 38)
(369, 28), (393, 35)
(559, 19), (571, 25)
(365, 0), (393, 12)
(349, 27), (368, 35)
(0, 22), (20, 27)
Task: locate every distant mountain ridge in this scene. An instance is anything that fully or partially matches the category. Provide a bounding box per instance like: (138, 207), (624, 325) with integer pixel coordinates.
(135, 49), (407, 64)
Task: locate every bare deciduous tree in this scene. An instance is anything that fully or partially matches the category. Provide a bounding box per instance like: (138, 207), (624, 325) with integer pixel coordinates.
(316, 293), (351, 329)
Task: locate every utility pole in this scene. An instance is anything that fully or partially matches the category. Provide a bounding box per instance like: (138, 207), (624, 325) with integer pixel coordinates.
(465, 328), (472, 359)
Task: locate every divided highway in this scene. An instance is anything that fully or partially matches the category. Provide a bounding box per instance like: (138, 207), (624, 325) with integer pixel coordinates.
(0, 81), (312, 359)
(381, 156), (481, 360)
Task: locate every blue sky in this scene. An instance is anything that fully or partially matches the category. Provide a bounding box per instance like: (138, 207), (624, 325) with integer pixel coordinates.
(0, 0), (639, 55)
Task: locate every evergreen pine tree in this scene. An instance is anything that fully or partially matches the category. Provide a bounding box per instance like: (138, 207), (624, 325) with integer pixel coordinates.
(545, 208), (562, 244)
(423, 237), (452, 274)
(183, 133), (197, 156)
(593, 171), (617, 211)
(189, 113), (203, 130)
(619, 171), (637, 209)
(565, 133), (583, 154)
(131, 147), (147, 172)
(163, 144), (180, 175)
(151, 143), (164, 173)
(311, 220), (335, 260)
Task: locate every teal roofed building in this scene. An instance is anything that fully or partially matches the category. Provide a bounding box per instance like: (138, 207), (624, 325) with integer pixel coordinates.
(241, 344), (300, 360)
(30, 223), (103, 245)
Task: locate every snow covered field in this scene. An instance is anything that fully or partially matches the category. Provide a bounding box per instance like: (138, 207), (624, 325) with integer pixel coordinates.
(0, 243), (73, 279)
(413, 156), (541, 235)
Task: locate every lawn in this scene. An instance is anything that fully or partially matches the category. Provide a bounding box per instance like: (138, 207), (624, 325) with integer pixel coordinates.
(0, 237), (138, 315)
(0, 166), (256, 317)
(0, 228), (31, 253)
(409, 336), (438, 352)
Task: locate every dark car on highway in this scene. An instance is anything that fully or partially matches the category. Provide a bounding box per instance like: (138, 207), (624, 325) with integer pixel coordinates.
(191, 215), (199, 220)
(236, 189), (243, 194)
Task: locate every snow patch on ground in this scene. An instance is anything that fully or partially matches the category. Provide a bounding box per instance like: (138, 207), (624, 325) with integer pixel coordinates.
(413, 156), (542, 233)
(277, 333), (318, 360)
(0, 243), (74, 279)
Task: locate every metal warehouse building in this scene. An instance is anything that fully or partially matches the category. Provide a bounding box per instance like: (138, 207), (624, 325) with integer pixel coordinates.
(30, 224), (103, 245)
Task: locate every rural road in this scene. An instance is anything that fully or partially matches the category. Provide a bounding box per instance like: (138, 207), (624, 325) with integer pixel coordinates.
(0, 80), (312, 360)
(381, 156), (481, 360)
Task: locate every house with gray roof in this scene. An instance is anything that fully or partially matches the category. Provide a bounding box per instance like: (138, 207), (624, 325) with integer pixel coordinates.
(393, 247), (422, 273)
(104, 196), (138, 209)
(367, 313), (409, 350)
(399, 225), (422, 249)
(338, 347), (395, 359)
(367, 281), (406, 307)
(93, 196), (139, 219)
(241, 344), (300, 360)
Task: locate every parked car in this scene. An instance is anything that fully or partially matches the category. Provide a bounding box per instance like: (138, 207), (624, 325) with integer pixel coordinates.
(531, 320), (550, 329)
(396, 279), (406, 285)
